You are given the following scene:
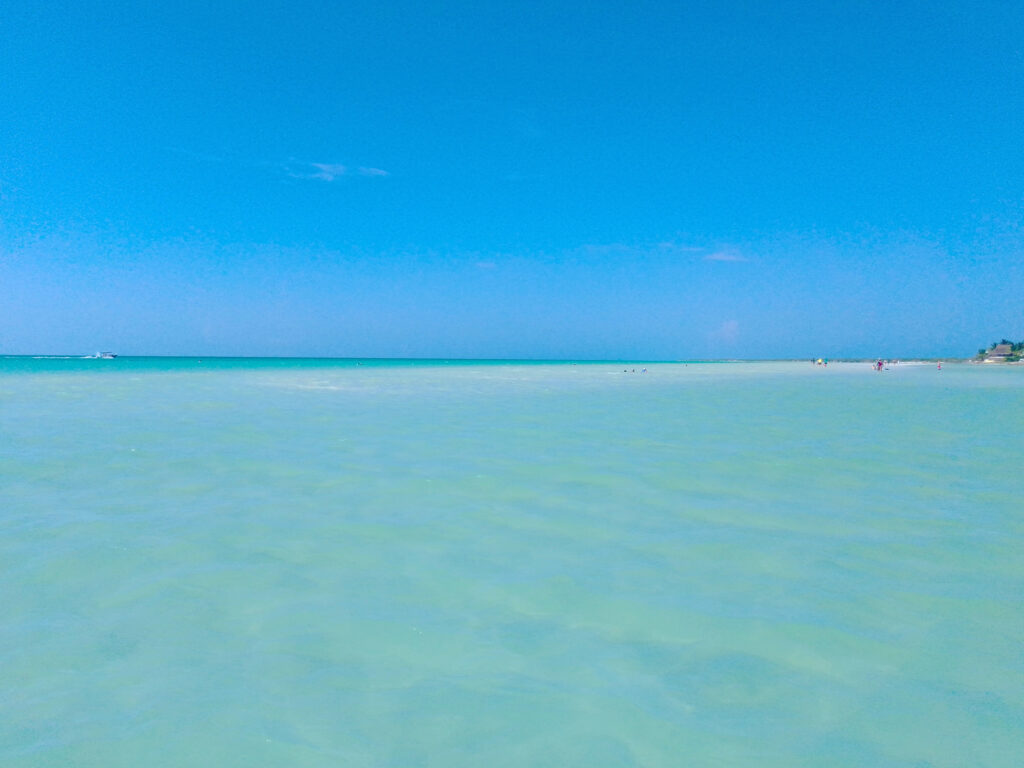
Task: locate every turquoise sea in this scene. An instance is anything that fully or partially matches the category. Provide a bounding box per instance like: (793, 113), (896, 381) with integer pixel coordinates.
(2, 358), (1022, 767)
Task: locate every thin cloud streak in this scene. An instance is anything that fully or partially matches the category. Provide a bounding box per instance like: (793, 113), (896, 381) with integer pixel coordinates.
(284, 161), (389, 182)
(580, 242), (738, 260)
(704, 251), (748, 262)
(308, 163), (348, 181)
(164, 149), (389, 182)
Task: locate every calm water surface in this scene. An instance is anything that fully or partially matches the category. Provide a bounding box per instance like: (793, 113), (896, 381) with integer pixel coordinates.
(2, 359), (1022, 767)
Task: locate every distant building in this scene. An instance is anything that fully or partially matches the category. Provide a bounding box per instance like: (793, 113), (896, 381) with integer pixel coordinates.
(987, 343), (1013, 361)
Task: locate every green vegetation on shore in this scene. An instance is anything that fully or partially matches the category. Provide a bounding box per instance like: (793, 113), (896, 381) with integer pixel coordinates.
(977, 339), (1024, 362)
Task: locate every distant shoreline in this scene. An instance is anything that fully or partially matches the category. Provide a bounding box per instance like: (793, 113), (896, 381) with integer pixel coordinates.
(0, 355), (991, 364)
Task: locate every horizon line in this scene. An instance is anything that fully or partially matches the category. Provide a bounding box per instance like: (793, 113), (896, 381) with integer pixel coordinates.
(1, 354), (970, 363)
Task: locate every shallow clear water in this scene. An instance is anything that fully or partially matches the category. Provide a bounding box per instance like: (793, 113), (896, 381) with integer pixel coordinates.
(2, 359), (1022, 767)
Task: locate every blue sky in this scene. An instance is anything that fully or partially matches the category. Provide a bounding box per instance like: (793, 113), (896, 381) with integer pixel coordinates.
(2, 0), (1021, 358)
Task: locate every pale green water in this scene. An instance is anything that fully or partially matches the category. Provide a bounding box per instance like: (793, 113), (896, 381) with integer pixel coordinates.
(2, 359), (1022, 767)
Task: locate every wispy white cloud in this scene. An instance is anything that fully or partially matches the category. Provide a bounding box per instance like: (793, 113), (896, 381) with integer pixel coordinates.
(704, 250), (748, 262)
(284, 161), (389, 182)
(164, 148), (390, 182)
(582, 241), (730, 259)
(308, 163), (348, 181)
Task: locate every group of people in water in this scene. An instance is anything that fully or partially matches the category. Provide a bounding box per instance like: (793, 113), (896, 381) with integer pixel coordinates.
(812, 358), (927, 371)
(873, 359), (917, 371)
